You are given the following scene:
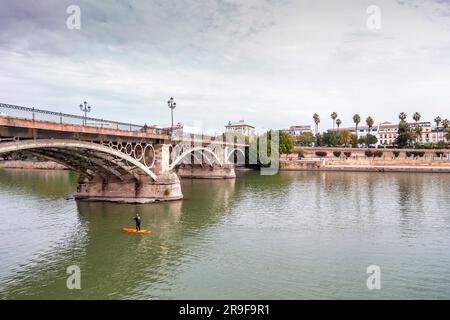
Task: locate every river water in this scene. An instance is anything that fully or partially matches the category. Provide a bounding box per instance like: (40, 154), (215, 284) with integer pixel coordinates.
(0, 169), (449, 299)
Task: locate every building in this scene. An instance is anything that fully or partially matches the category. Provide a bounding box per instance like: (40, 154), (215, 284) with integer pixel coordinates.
(225, 120), (255, 136)
(376, 121), (399, 146)
(281, 125), (312, 137)
(329, 126), (378, 138)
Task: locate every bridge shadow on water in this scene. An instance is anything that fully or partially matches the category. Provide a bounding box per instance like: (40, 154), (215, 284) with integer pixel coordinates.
(0, 171), (238, 299)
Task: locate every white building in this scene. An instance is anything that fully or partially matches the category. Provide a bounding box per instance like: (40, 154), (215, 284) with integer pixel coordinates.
(281, 125), (312, 136)
(225, 120), (255, 136)
(376, 121), (399, 146)
(329, 126), (378, 138)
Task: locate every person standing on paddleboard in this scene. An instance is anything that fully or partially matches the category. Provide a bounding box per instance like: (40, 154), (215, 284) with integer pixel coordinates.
(133, 213), (142, 231)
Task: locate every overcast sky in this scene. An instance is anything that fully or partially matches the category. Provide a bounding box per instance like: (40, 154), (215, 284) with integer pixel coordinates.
(1, 0), (449, 133)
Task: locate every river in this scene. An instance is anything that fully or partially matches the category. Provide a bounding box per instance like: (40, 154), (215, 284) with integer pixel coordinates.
(0, 169), (449, 299)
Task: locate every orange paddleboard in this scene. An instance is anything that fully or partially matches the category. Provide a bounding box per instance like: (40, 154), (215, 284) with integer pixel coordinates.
(122, 228), (151, 234)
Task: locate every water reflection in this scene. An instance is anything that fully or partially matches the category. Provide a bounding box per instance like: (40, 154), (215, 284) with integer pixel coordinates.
(0, 175), (236, 299)
(1, 169), (450, 299)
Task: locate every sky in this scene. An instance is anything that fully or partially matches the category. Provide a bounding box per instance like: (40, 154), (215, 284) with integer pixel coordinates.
(1, 0), (450, 133)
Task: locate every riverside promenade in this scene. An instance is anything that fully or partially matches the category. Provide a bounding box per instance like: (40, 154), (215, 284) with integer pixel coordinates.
(280, 159), (450, 173)
(281, 147), (450, 173)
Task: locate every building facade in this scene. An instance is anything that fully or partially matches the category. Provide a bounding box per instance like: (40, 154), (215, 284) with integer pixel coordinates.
(281, 125), (313, 136)
(225, 120), (255, 136)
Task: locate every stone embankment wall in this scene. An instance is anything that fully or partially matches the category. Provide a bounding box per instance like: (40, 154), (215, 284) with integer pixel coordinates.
(0, 160), (67, 170)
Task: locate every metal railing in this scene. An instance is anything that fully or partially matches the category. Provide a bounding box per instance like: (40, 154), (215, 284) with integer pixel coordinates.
(0, 103), (170, 135)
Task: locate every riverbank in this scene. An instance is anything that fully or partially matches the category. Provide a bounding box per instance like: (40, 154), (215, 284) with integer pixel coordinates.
(280, 159), (450, 173)
(0, 160), (67, 170)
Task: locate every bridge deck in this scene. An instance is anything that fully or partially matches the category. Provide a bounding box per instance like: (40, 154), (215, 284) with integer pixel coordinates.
(0, 116), (170, 142)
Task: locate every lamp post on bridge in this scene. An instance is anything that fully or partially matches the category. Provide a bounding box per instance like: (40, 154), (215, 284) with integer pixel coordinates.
(79, 101), (91, 126)
(167, 97), (176, 135)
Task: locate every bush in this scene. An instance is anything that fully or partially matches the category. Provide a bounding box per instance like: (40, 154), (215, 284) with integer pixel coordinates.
(406, 151), (425, 158)
(315, 151), (327, 157)
(365, 150), (374, 157)
(344, 151), (352, 158)
(333, 151), (341, 158)
(374, 150), (383, 158)
(436, 151), (445, 157)
(393, 151), (400, 158)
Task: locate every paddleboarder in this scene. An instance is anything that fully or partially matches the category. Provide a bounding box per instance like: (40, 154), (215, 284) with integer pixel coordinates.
(133, 213), (142, 231)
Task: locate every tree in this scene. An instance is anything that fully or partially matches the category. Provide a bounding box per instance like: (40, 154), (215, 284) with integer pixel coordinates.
(396, 120), (414, 148)
(331, 112), (338, 130)
(313, 113), (320, 145)
(296, 132), (314, 146)
(413, 112), (421, 124)
(442, 119), (449, 142)
(365, 116), (375, 148)
(434, 116), (442, 143)
(336, 118), (342, 128)
(339, 130), (353, 147)
(415, 125), (423, 144)
(446, 129), (450, 142)
(279, 131), (294, 154)
(399, 112), (407, 122)
(358, 135), (378, 146)
(322, 131), (340, 147)
(353, 114), (361, 145)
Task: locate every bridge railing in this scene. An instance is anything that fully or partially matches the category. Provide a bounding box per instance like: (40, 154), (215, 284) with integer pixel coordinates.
(0, 103), (170, 135)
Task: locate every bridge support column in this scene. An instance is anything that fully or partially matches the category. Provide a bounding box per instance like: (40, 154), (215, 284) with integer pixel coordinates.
(175, 164), (236, 179)
(75, 144), (183, 203)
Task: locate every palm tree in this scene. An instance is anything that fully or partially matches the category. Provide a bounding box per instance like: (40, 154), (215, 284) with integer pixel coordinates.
(331, 112), (338, 130)
(434, 116), (442, 143)
(415, 125), (423, 144)
(412, 112), (421, 143)
(443, 119), (450, 142)
(336, 118), (342, 129)
(353, 114), (361, 146)
(313, 113), (320, 145)
(399, 112), (407, 122)
(366, 116), (374, 148)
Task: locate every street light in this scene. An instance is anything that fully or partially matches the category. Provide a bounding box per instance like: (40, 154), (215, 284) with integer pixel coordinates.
(79, 101), (91, 126)
(167, 97), (176, 134)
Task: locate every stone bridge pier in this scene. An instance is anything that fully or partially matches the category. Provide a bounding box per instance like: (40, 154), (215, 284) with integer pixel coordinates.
(71, 144), (183, 203)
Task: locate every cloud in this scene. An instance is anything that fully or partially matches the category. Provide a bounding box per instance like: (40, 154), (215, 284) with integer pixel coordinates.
(0, 0), (449, 131)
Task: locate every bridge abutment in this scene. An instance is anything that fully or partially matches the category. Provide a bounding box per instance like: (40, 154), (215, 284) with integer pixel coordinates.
(175, 164), (236, 179)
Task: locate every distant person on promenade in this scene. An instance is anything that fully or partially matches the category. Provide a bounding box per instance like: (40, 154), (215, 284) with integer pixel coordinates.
(133, 213), (141, 231)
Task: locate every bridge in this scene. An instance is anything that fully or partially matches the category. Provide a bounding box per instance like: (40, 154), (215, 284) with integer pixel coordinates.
(0, 103), (248, 203)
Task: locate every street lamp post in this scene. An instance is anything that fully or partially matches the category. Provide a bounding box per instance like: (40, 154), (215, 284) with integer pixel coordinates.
(79, 101), (91, 126)
(167, 97), (176, 134)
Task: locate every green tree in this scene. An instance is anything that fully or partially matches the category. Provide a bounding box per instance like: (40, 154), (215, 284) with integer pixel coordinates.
(396, 120), (414, 148)
(442, 119), (449, 140)
(353, 114), (361, 144)
(279, 131), (294, 154)
(331, 112), (338, 130)
(336, 118), (342, 128)
(365, 116), (375, 148)
(296, 132), (314, 146)
(413, 112), (421, 124)
(415, 125), (423, 144)
(322, 131), (340, 147)
(446, 129), (450, 142)
(399, 112), (407, 122)
(434, 116), (442, 143)
(339, 130), (353, 147)
(313, 113), (320, 145)
(358, 135), (378, 146)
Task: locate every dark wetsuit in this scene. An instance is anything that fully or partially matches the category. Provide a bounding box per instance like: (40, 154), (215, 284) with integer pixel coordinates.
(133, 216), (141, 231)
